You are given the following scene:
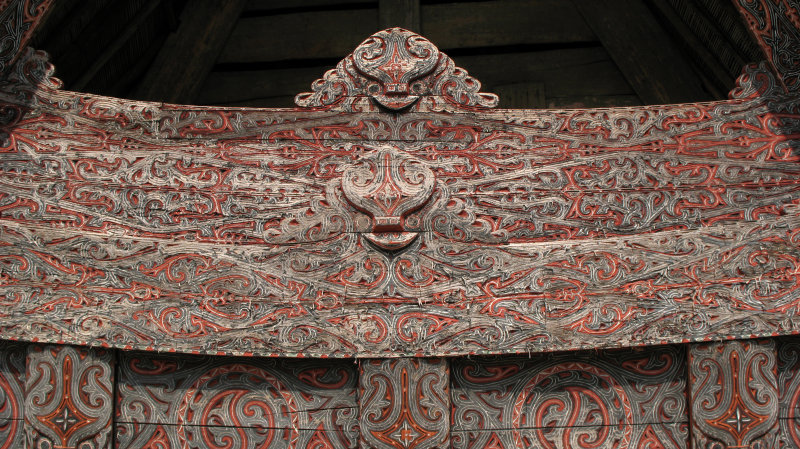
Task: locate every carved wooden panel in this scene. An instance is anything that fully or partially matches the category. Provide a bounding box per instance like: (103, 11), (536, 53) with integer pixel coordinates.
(116, 352), (359, 448)
(0, 33), (798, 358)
(689, 340), (779, 449)
(24, 344), (114, 449)
(776, 337), (800, 448)
(359, 358), (449, 449)
(0, 341), (25, 449)
(734, 0), (800, 92)
(451, 346), (688, 449)
(0, 0), (53, 74)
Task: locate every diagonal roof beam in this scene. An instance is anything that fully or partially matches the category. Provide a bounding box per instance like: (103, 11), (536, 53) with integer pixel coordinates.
(133, 0), (245, 104)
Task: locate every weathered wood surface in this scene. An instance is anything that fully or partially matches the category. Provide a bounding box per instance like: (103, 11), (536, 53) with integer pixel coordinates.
(360, 358), (449, 449)
(0, 25), (799, 357)
(116, 352), (359, 448)
(24, 345), (114, 449)
(736, 0), (800, 92)
(0, 0), (53, 74)
(689, 340), (779, 449)
(7, 339), (800, 448)
(0, 341), (25, 449)
(452, 346), (688, 449)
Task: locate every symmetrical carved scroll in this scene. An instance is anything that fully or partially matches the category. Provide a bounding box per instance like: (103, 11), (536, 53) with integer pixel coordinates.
(359, 358), (449, 449)
(451, 346), (688, 449)
(341, 147), (435, 250)
(0, 342), (25, 449)
(689, 340), (779, 449)
(0, 0), (53, 75)
(24, 345), (115, 449)
(778, 338), (800, 448)
(0, 57), (799, 357)
(734, 0), (800, 92)
(116, 352), (359, 449)
(295, 28), (498, 112)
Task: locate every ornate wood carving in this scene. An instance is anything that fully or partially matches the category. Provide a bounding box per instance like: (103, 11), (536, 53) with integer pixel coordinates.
(778, 338), (800, 448)
(734, 0), (800, 92)
(0, 29), (797, 357)
(116, 352), (359, 448)
(689, 340), (779, 449)
(451, 346), (688, 449)
(294, 27), (498, 112)
(0, 0), (52, 75)
(0, 342), (25, 449)
(24, 345), (114, 449)
(359, 358), (449, 449)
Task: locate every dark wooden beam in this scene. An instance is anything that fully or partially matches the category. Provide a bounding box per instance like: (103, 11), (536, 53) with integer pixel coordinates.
(133, 0), (246, 104)
(573, 0), (711, 104)
(648, 1), (734, 99)
(71, 0), (161, 91)
(379, 0), (420, 31)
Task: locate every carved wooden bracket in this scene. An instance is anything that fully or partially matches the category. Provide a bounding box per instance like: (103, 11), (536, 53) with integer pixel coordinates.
(295, 27), (498, 112)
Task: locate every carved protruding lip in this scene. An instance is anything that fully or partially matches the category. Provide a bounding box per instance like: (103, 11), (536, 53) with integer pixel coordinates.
(363, 232), (418, 252)
(341, 147), (436, 251)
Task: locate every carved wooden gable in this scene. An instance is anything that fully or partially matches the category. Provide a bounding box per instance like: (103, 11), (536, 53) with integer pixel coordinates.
(1, 3), (800, 449)
(0, 26), (799, 358)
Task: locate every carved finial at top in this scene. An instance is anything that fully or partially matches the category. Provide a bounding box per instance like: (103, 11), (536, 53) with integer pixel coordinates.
(295, 28), (499, 112)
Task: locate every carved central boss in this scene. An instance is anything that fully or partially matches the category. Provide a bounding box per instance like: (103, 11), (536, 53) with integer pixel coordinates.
(341, 149), (435, 251)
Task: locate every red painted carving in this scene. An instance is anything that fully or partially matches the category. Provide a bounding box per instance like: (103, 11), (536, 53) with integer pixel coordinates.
(24, 345), (114, 449)
(341, 147), (435, 250)
(0, 0), (53, 74)
(295, 28), (498, 112)
(734, 0), (800, 92)
(359, 358), (449, 449)
(116, 353), (359, 448)
(452, 346), (688, 449)
(689, 340), (779, 449)
(0, 342), (25, 449)
(0, 45), (798, 357)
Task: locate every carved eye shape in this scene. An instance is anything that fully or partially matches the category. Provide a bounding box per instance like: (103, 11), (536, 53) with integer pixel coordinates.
(410, 80), (427, 95)
(367, 82), (381, 95)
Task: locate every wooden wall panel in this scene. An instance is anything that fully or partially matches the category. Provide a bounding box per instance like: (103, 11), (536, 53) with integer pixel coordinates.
(0, 0), (53, 74)
(734, 0), (800, 92)
(1, 33), (800, 358)
(689, 340), (779, 449)
(116, 352), (359, 448)
(24, 345), (114, 449)
(778, 338), (800, 448)
(359, 358), (449, 449)
(0, 342), (25, 449)
(451, 346), (688, 449)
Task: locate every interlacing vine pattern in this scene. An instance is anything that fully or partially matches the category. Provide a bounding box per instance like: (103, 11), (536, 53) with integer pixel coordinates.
(0, 342), (24, 449)
(0, 39), (800, 357)
(24, 345), (114, 449)
(689, 340), (779, 449)
(0, 0), (797, 447)
(451, 346), (688, 449)
(116, 353), (359, 449)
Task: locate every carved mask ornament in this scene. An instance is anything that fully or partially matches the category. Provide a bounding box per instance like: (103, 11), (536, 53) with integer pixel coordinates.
(352, 28), (440, 110)
(342, 148), (435, 251)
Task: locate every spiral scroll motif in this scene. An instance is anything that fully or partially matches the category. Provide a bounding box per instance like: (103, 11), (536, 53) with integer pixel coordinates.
(452, 346), (687, 449)
(295, 28), (497, 111)
(359, 358), (449, 449)
(0, 342), (25, 449)
(24, 345), (114, 449)
(689, 340), (779, 449)
(116, 353), (359, 449)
